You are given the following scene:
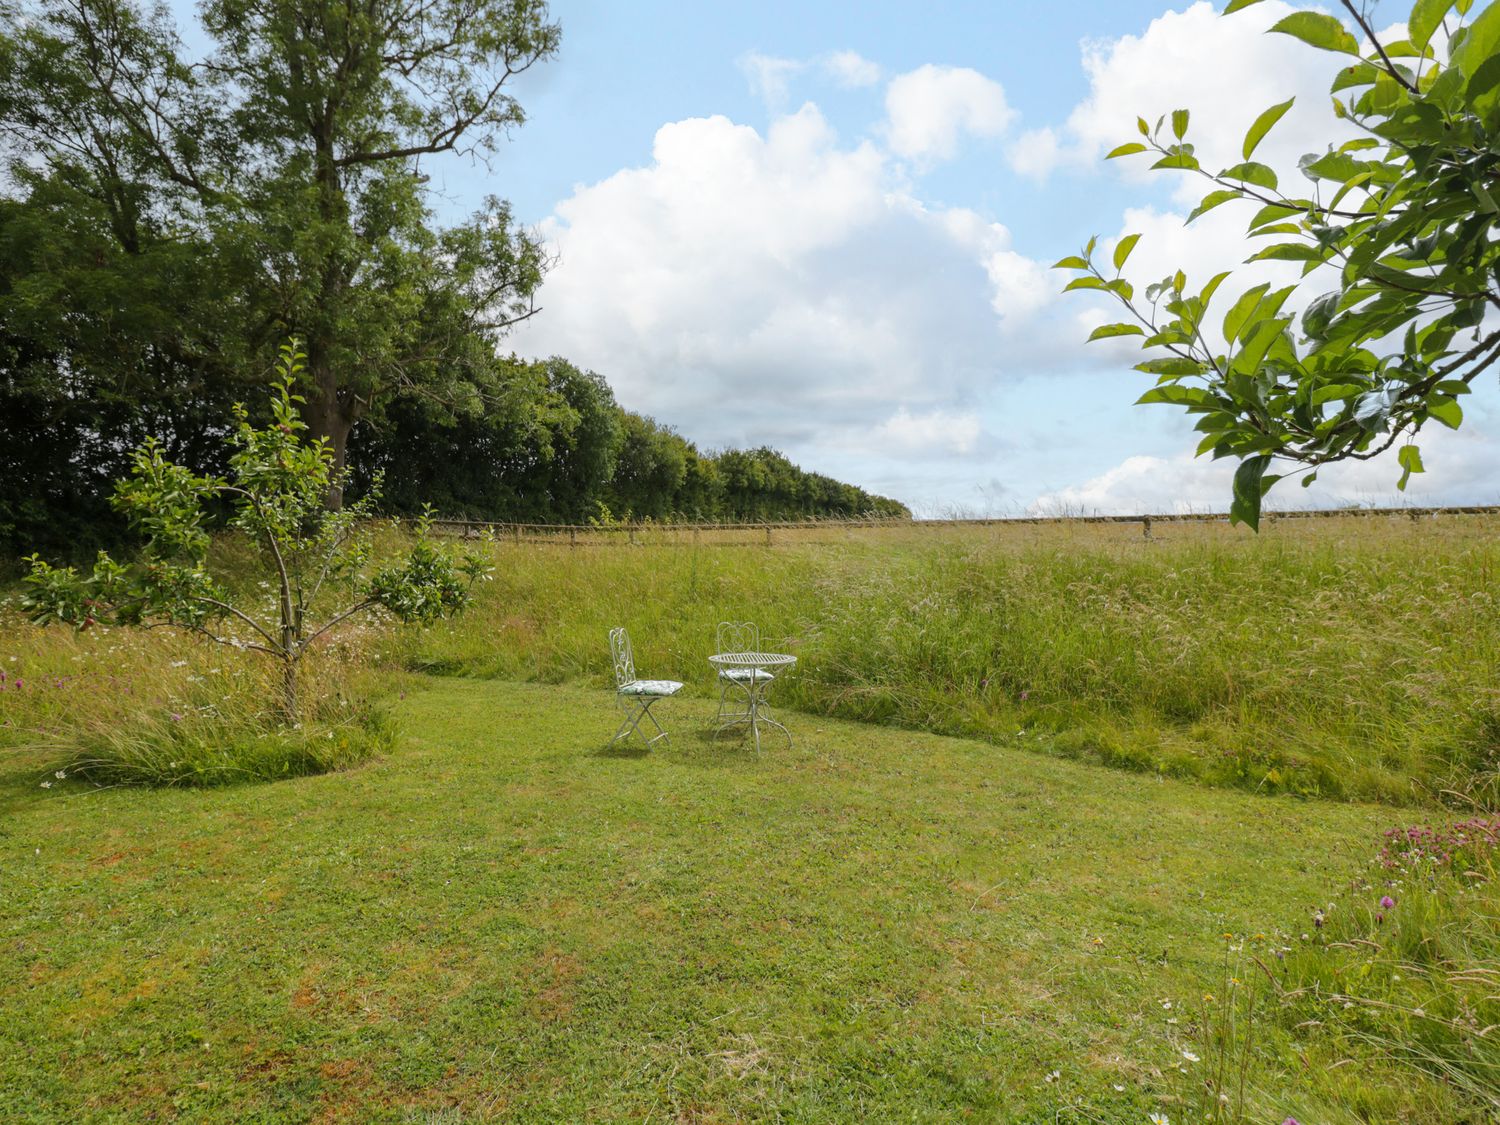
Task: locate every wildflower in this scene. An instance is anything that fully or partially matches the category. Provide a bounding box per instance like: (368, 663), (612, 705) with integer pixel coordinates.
(1380, 895), (1396, 910)
(54, 770), (65, 780)
(1313, 910), (1325, 929)
(1202, 993), (1215, 1003)
(1282, 1119), (1301, 1125)
(1160, 999), (1172, 1010)
(1149, 1114), (1170, 1125)
(40, 781), (51, 789)
(170, 713), (183, 722)
(1181, 1049), (1199, 1063)
(1044, 1069), (1060, 1083)
(171, 660), (188, 668)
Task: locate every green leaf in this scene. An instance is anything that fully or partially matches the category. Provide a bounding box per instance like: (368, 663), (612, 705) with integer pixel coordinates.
(1064, 276), (1108, 292)
(1247, 242), (1327, 263)
(1219, 161), (1278, 190)
(1456, 1), (1500, 83)
(1397, 443), (1425, 490)
(1106, 142), (1148, 159)
(1270, 11), (1361, 55)
(1200, 271), (1232, 308)
(1187, 189), (1243, 224)
(1171, 108), (1190, 140)
(1052, 255), (1090, 270)
(1224, 0), (1265, 11)
(1222, 283), (1271, 344)
(1113, 233), (1142, 271)
(1311, 383), (1367, 405)
(1134, 357), (1207, 376)
(1427, 397), (1464, 428)
(1230, 455), (1274, 530)
(1242, 97), (1296, 160)
(1088, 323), (1147, 341)
(1137, 385), (1214, 407)
(1410, 0), (1457, 51)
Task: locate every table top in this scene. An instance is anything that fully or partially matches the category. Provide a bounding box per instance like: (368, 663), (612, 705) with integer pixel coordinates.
(708, 652), (798, 670)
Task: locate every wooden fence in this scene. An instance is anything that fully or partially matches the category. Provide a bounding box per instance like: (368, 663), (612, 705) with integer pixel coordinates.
(429, 504), (1500, 546)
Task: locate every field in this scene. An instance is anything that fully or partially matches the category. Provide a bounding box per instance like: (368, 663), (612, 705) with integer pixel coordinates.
(2, 515), (1498, 1122)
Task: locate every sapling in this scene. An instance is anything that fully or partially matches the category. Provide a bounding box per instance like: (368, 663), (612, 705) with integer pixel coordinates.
(21, 340), (490, 724)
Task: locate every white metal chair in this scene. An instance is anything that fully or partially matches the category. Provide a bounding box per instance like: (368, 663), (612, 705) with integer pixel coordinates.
(608, 626), (682, 747)
(714, 621), (773, 725)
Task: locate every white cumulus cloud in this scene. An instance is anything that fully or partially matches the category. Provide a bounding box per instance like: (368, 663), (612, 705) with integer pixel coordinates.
(883, 64), (1016, 164)
(509, 105), (1047, 475)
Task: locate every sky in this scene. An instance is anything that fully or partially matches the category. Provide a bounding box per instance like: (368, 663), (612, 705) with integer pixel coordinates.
(174, 0), (1500, 516)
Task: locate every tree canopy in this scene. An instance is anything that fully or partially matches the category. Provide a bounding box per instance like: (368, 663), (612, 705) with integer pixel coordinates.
(1056, 0), (1500, 528)
(0, 1), (907, 553)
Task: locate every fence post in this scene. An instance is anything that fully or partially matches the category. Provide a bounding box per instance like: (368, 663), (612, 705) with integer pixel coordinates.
(512, 524), (521, 546)
(629, 525), (637, 546)
(765, 524), (773, 547)
(570, 526), (578, 548)
(1141, 516), (1152, 541)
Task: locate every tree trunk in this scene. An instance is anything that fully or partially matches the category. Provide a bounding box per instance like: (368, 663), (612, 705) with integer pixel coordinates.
(280, 654), (298, 727)
(301, 355), (354, 511)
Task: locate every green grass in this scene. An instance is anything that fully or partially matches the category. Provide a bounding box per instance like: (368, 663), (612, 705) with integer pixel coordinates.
(401, 515), (1500, 807)
(0, 676), (1468, 1123)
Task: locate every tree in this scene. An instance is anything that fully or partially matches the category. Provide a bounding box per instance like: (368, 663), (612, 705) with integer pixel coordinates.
(1056, 0), (1500, 528)
(20, 342), (490, 724)
(0, 0), (559, 507)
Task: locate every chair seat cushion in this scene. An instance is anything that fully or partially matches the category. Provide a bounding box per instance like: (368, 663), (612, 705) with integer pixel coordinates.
(618, 679), (683, 696)
(718, 668), (775, 683)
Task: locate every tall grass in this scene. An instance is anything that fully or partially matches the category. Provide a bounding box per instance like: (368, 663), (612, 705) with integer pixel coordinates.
(1, 606), (404, 786)
(399, 514), (1500, 805)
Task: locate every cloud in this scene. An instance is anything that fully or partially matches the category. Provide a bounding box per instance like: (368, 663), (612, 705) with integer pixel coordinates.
(509, 105), (1043, 471)
(1010, 1), (1362, 188)
(873, 407), (982, 456)
(737, 50), (804, 108)
(823, 49), (881, 88)
(739, 48), (882, 108)
(1030, 415), (1500, 515)
(883, 64), (1016, 164)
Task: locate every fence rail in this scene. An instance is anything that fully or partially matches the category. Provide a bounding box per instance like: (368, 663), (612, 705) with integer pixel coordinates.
(428, 504), (1500, 545)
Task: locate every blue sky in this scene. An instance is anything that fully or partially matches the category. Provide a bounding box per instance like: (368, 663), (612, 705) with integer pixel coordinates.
(171, 0), (1500, 514)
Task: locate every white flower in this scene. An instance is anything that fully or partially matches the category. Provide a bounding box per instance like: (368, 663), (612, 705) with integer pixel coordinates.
(54, 770), (65, 780)
(171, 660), (188, 668)
(39, 781), (51, 789)
(1113, 1084), (1126, 1092)
(1160, 999), (1172, 1010)
(1044, 1070), (1060, 1083)
(1149, 1114), (1170, 1125)
(1181, 1049), (1199, 1062)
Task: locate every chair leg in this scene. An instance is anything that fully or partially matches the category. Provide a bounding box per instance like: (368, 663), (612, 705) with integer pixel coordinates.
(641, 699), (670, 746)
(611, 696), (669, 747)
(610, 699), (643, 746)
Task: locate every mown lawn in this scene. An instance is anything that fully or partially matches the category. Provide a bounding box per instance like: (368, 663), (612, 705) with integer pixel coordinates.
(0, 677), (1424, 1123)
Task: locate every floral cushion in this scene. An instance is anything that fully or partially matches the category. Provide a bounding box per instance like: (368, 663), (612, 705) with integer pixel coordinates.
(617, 679), (683, 696)
(718, 668), (775, 683)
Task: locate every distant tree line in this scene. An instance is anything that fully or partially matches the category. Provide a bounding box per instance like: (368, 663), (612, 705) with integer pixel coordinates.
(351, 357), (909, 526)
(0, 0), (904, 556)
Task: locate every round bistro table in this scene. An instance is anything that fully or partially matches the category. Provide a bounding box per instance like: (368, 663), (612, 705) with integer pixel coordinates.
(707, 651), (797, 753)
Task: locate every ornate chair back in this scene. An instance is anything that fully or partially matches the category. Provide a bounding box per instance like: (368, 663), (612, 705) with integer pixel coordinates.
(609, 626), (636, 689)
(715, 621), (760, 656)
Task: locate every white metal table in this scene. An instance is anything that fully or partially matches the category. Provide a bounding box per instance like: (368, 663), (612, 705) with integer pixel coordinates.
(708, 651), (797, 752)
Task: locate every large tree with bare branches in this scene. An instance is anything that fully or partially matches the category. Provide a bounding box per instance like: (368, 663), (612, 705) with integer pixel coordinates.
(0, 0), (559, 507)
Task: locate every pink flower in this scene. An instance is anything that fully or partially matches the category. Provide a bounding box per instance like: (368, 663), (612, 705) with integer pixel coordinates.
(1380, 895), (1396, 910)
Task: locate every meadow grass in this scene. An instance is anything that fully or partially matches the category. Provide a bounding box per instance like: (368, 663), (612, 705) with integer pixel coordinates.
(402, 513), (1500, 807)
(0, 678), (1469, 1123)
(0, 609), (402, 786)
